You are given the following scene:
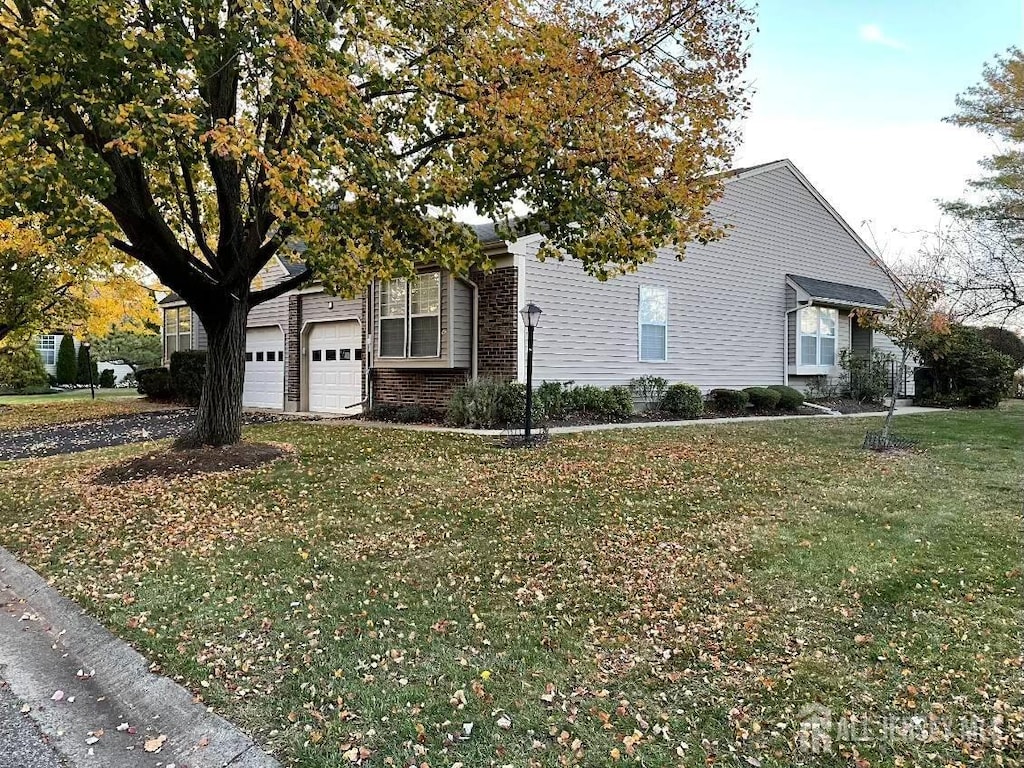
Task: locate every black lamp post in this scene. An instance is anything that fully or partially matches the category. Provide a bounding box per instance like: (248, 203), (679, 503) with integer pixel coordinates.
(518, 302), (542, 443)
(82, 342), (95, 400)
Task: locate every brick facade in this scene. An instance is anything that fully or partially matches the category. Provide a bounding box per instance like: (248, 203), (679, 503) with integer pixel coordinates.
(285, 295), (301, 409)
(371, 368), (470, 410)
(470, 265), (518, 380)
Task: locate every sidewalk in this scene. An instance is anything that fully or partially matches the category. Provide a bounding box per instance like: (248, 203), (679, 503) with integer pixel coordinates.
(0, 549), (278, 768)
(356, 405), (948, 437)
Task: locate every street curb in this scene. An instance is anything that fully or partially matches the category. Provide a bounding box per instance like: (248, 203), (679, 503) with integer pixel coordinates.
(0, 546), (280, 768)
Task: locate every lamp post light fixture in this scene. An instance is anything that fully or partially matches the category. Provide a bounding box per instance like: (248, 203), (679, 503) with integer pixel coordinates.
(82, 342), (95, 400)
(518, 303), (542, 443)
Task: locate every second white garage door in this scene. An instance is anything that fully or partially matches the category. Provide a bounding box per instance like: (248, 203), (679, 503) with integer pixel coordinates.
(243, 327), (284, 410)
(307, 321), (362, 414)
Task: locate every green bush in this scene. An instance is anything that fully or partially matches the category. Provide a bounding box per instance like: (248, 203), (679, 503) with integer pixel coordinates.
(98, 368), (116, 388)
(604, 385), (634, 420)
(566, 385), (607, 415)
(169, 350), (207, 404)
(629, 376), (668, 411)
(914, 325), (1015, 408)
(76, 343), (97, 386)
(768, 384), (804, 410)
(0, 347), (49, 392)
(707, 388), (749, 413)
(661, 383), (703, 419)
(136, 366), (173, 399)
(55, 335), (77, 385)
(448, 379), (500, 428)
(535, 381), (572, 420)
(743, 386), (780, 411)
(979, 326), (1024, 370)
(838, 348), (892, 404)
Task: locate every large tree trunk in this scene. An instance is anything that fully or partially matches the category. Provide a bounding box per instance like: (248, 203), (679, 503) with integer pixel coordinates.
(190, 298), (248, 447)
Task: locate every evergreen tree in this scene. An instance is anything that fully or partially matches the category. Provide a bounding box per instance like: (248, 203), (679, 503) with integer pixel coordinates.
(55, 334), (76, 385)
(76, 342), (93, 386)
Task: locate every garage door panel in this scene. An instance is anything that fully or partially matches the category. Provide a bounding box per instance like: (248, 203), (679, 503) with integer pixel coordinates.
(243, 327), (284, 410)
(307, 321), (361, 414)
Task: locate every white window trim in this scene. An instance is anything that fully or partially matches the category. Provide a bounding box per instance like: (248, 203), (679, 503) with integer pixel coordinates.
(164, 307), (192, 357)
(638, 285), (669, 363)
(409, 272), (441, 359)
(38, 334), (56, 366)
(378, 272), (442, 359)
(796, 306), (838, 374)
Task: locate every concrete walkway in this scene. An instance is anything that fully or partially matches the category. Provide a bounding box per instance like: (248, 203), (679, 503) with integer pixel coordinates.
(357, 405), (948, 437)
(0, 548), (278, 768)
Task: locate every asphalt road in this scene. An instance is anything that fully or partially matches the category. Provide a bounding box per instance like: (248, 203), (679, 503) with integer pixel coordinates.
(0, 410), (285, 461)
(0, 685), (65, 768)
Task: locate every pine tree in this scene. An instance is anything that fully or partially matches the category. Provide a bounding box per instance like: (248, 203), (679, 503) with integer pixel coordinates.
(55, 334), (76, 385)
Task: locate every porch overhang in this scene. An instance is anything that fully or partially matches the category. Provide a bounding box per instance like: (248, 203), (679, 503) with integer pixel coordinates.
(786, 274), (890, 311)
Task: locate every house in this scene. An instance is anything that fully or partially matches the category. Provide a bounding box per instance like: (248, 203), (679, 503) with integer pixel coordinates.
(160, 158), (910, 414)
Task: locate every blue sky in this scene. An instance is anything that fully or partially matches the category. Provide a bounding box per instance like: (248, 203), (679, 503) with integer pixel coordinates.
(735, 0), (1022, 262)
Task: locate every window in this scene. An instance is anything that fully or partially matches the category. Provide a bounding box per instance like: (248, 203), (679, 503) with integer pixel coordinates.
(38, 335), (56, 366)
(163, 307), (193, 357)
(797, 306), (838, 369)
(379, 279), (407, 358)
(256, 351), (264, 362)
(354, 348), (362, 360)
(638, 285), (668, 362)
(246, 352), (253, 362)
(378, 272), (441, 358)
(326, 349), (337, 361)
(340, 348), (351, 361)
(312, 349), (322, 362)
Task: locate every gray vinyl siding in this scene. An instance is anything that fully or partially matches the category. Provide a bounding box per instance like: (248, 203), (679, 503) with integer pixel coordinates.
(451, 279), (473, 369)
(193, 314), (207, 350)
(301, 293), (363, 324)
(247, 294), (289, 329)
(522, 163), (906, 391)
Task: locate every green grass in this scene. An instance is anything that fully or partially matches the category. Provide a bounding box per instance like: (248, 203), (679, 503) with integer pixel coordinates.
(0, 387), (142, 405)
(0, 405), (1020, 767)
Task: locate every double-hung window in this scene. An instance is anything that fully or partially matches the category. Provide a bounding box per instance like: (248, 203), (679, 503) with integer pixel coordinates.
(638, 285), (668, 362)
(379, 272), (441, 358)
(164, 307), (193, 357)
(38, 335), (56, 366)
(797, 306), (838, 369)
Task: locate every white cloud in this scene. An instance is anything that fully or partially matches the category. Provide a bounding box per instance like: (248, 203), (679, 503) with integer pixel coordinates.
(858, 23), (908, 51)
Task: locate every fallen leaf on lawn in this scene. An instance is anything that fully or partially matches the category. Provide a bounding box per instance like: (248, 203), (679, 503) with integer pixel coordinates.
(144, 734), (167, 752)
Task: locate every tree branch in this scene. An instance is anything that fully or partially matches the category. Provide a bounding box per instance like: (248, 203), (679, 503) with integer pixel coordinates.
(249, 266), (313, 306)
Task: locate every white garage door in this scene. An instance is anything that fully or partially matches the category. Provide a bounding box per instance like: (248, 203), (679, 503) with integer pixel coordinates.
(243, 327), (284, 410)
(308, 321), (362, 414)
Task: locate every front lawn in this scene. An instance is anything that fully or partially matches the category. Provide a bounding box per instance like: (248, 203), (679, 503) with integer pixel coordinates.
(0, 405), (1020, 767)
(0, 390), (174, 430)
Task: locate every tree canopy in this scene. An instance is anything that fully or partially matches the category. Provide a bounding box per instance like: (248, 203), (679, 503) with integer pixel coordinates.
(0, 0), (752, 443)
(935, 47), (1024, 320)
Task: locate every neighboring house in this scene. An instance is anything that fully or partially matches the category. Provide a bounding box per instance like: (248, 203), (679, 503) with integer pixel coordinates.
(160, 158), (912, 415)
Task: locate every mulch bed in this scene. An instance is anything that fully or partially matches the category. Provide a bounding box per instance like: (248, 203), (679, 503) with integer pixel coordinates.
(93, 442), (290, 485)
(813, 398), (887, 415)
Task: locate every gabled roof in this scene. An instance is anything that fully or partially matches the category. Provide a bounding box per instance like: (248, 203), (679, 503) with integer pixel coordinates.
(787, 274), (889, 310)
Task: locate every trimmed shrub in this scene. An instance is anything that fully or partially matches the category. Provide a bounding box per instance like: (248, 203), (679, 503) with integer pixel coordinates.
(661, 383), (703, 419)
(136, 366), (173, 399)
(0, 347), (49, 392)
(629, 375), (668, 411)
(708, 388), (749, 413)
(447, 379), (505, 428)
(743, 386), (780, 411)
(169, 350), (207, 404)
(76, 342), (97, 386)
(98, 368), (116, 388)
(838, 348), (892, 403)
(566, 385), (607, 415)
(55, 335), (77, 385)
(604, 385), (634, 420)
(768, 384), (804, 410)
(535, 381), (572, 420)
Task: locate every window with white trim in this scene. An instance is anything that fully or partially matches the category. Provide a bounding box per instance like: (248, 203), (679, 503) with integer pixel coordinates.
(378, 272), (441, 358)
(638, 285), (668, 362)
(163, 307), (193, 357)
(797, 306), (838, 368)
(37, 335), (56, 366)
